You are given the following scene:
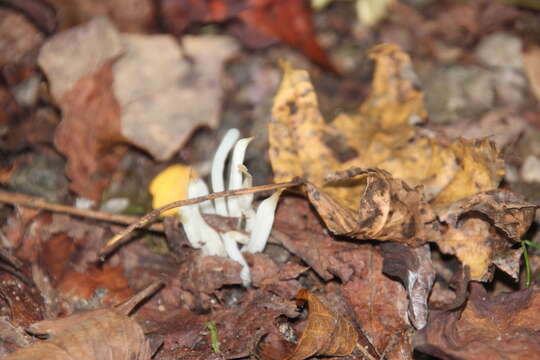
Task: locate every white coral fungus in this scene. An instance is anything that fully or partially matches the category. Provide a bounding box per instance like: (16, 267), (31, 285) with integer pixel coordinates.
(179, 129), (282, 286)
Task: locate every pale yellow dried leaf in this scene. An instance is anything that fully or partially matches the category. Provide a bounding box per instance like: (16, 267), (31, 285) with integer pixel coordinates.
(149, 164), (195, 216)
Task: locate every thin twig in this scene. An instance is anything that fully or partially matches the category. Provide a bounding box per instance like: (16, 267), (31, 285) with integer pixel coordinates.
(99, 179), (303, 259)
(0, 190), (163, 230)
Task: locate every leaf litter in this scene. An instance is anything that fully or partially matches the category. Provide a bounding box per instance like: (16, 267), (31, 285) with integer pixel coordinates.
(1, 1), (540, 360)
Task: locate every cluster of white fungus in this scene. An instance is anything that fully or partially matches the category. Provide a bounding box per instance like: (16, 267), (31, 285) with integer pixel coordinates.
(179, 129), (282, 286)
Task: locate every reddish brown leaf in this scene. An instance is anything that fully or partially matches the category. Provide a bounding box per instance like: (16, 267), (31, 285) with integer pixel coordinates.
(177, 253), (243, 294)
(341, 245), (413, 360)
(57, 265), (133, 306)
(238, 0), (336, 71)
(54, 61), (127, 201)
(415, 282), (540, 359)
(0, 272), (44, 328)
(160, 0), (335, 71)
(289, 289), (359, 360)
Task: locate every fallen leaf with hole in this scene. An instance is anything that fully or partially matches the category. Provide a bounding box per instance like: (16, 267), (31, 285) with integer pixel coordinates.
(289, 289), (358, 360)
(149, 165), (194, 216)
(415, 282), (540, 359)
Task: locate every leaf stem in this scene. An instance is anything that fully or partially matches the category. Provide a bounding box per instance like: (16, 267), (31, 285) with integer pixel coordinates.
(522, 241), (532, 287)
(206, 321), (221, 353)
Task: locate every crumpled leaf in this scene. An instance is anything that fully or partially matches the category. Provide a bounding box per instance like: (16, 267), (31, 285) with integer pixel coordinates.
(269, 44), (504, 208)
(381, 243), (435, 330)
(149, 165), (193, 216)
(289, 289), (359, 360)
(305, 168), (437, 246)
(436, 190), (536, 280)
(414, 282), (540, 360)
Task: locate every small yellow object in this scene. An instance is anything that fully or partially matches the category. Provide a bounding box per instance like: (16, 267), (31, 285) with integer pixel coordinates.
(149, 165), (196, 216)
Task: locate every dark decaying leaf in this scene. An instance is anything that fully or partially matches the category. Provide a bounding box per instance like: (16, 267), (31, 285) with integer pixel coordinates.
(3, 283), (162, 360)
(414, 282), (540, 360)
(305, 168), (437, 246)
(381, 243), (435, 330)
(289, 289), (359, 360)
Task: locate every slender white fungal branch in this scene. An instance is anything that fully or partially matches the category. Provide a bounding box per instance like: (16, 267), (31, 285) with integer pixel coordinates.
(211, 129), (240, 216)
(227, 137), (253, 217)
(243, 189), (283, 253)
(179, 128), (282, 286)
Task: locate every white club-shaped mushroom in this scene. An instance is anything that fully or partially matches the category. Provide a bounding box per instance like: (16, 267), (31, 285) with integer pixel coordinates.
(180, 178), (226, 257)
(242, 189), (283, 254)
(227, 137), (253, 218)
(211, 128), (240, 216)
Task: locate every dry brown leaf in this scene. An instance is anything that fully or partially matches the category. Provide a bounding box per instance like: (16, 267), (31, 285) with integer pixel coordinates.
(289, 289), (359, 360)
(305, 168), (436, 246)
(3, 283), (161, 360)
(269, 44), (504, 208)
(436, 190), (536, 280)
(53, 61), (127, 201)
(414, 282), (540, 359)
